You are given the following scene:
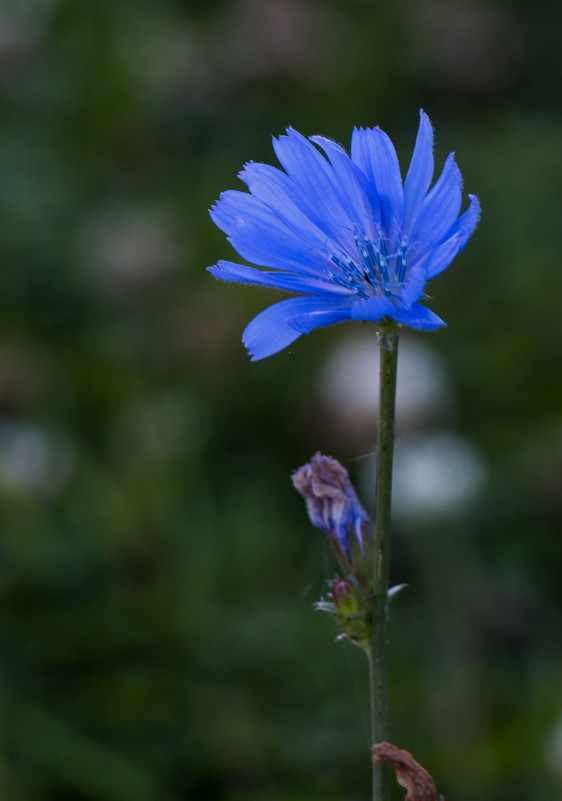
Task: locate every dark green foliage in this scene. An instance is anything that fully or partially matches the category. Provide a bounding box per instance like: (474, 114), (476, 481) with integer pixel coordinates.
(0, 0), (561, 799)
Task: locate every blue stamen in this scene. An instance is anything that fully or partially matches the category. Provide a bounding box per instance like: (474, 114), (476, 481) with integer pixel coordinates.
(330, 229), (413, 301)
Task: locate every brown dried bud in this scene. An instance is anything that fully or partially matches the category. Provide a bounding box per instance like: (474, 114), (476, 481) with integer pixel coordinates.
(373, 742), (445, 801)
(292, 452), (371, 563)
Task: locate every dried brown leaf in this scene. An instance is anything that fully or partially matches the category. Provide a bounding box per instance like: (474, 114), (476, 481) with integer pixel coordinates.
(373, 742), (445, 801)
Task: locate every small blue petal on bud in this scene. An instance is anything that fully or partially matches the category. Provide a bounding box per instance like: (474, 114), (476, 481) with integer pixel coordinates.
(292, 452), (372, 564)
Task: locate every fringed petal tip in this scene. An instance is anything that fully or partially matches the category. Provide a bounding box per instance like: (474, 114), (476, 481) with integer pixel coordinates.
(466, 193), (481, 224)
(242, 337), (259, 362)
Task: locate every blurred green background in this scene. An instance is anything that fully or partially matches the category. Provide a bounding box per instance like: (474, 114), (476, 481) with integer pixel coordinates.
(0, 0), (561, 799)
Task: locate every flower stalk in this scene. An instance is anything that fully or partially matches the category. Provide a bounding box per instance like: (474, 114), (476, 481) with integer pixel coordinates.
(369, 327), (399, 801)
(291, 329), (400, 801)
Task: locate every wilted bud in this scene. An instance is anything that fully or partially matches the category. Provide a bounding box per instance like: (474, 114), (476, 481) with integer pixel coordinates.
(292, 452), (372, 569)
(331, 578), (361, 617)
(317, 576), (371, 649)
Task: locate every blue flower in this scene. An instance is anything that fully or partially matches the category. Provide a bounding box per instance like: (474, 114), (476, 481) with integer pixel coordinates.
(292, 452), (371, 565)
(208, 111), (479, 360)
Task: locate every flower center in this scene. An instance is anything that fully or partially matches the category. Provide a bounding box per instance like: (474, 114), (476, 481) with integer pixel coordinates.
(329, 228), (412, 301)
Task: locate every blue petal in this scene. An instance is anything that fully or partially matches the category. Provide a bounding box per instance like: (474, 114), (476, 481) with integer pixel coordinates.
(238, 162), (335, 246)
(308, 136), (381, 238)
(403, 110), (434, 235)
(401, 260), (428, 308)
(388, 303), (446, 330)
(272, 129), (358, 253)
(423, 194), (480, 278)
(243, 297), (353, 360)
(227, 216), (332, 277)
(350, 126), (404, 237)
(210, 190), (266, 235)
(208, 260), (352, 296)
(211, 187), (317, 246)
(411, 153), (462, 256)
(211, 189), (331, 277)
(349, 295), (395, 322)
(289, 301), (354, 333)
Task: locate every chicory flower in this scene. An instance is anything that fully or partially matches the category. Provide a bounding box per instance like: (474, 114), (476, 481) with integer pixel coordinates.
(208, 111), (479, 360)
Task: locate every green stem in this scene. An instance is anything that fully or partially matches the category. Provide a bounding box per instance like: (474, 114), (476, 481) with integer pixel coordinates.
(369, 329), (398, 801)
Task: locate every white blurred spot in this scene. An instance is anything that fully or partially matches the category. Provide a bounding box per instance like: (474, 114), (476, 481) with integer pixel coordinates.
(545, 718), (562, 783)
(392, 431), (486, 520)
(0, 420), (75, 496)
(320, 333), (453, 434)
